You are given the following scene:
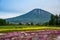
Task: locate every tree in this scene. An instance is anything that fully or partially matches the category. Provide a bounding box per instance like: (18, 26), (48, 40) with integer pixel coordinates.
(57, 15), (60, 25)
(30, 22), (34, 25)
(43, 22), (49, 26)
(49, 14), (55, 25)
(19, 22), (22, 25)
(0, 19), (7, 25)
(55, 15), (59, 25)
(26, 22), (34, 25)
(49, 14), (60, 26)
(36, 23), (39, 26)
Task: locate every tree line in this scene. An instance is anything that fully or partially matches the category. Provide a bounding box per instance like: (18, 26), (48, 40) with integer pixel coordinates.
(49, 14), (60, 26)
(0, 19), (7, 25)
(0, 14), (60, 26)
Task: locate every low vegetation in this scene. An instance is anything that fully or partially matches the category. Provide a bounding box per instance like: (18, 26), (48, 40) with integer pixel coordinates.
(0, 25), (60, 32)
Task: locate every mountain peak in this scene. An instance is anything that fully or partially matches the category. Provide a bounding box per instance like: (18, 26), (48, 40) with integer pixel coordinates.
(33, 8), (41, 10)
(28, 8), (51, 15)
(32, 8), (42, 11)
(33, 8), (44, 11)
(6, 9), (52, 24)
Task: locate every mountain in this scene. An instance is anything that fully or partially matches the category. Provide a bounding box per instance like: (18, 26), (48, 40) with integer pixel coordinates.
(6, 8), (52, 24)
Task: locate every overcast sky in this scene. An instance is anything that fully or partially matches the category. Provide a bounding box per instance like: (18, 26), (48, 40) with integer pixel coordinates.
(0, 0), (60, 19)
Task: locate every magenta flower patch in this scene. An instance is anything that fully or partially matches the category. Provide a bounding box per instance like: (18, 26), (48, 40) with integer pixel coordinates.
(0, 30), (60, 40)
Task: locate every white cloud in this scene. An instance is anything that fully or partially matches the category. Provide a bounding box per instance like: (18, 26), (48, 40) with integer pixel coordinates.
(0, 0), (60, 18)
(0, 12), (21, 19)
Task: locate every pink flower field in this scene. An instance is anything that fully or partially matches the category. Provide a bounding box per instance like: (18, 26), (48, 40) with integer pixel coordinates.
(0, 30), (60, 40)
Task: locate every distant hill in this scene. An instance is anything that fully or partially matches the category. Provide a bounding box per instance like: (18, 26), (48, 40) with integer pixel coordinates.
(6, 8), (52, 24)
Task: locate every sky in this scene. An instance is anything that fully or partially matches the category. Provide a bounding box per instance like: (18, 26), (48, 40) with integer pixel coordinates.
(0, 0), (60, 19)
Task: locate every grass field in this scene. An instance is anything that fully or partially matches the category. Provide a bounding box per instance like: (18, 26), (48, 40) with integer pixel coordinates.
(0, 25), (60, 32)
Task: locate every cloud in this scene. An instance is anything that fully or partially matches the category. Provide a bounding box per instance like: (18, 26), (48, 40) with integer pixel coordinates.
(0, 0), (60, 18)
(0, 12), (21, 19)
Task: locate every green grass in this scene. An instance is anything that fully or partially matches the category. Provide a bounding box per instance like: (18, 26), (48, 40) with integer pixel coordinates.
(0, 25), (60, 32)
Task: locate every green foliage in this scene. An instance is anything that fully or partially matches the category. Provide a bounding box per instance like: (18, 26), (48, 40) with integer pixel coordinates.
(49, 14), (60, 26)
(54, 15), (60, 26)
(30, 22), (34, 25)
(19, 23), (22, 25)
(49, 14), (55, 25)
(26, 22), (34, 25)
(0, 19), (7, 25)
(43, 22), (49, 26)
(36, 23), (40, 26)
